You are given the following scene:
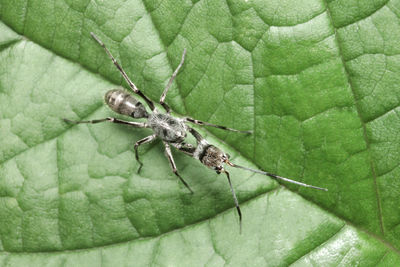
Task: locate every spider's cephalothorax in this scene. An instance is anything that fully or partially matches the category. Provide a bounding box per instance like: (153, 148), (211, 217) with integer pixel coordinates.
(148, 113), (187, 143)
(64, 32), (327, 233)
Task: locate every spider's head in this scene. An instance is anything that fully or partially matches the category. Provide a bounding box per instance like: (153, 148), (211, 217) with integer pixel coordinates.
(200, 145), (230, 174)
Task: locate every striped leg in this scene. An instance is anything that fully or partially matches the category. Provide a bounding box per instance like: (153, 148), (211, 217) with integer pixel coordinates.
(159, 49), (187, 113)
(223, 170), (242, 233)
(134, 134), (157, 173)
(163, 141), (193, 194)
(185, 117), (252, 134)
(90, 32), (155, 111)
(63, 117), (147, 128)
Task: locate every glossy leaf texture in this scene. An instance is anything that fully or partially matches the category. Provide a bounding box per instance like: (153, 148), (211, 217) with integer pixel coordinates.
(1, 0), (400, 266)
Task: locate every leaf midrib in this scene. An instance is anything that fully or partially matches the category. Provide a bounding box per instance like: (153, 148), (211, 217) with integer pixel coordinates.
(0, 187), (280, 255)
(322, 0), (385, 236)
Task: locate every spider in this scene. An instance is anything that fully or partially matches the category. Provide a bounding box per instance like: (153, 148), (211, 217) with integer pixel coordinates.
(64, 32), (250, 194)
(64, 33), (327, 231)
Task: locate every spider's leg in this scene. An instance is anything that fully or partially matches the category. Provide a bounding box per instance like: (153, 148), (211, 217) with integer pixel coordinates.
(187, 127), (206, 143)
(134, 134), (157, 173)
(90, 32), (155, 111)
(63, 117), (147, 127)
(159, 49), (186, 113)
(163, 141), (193, 194)
(171, 142), (195, 156)
(185, 117), (252, 134)
(223, 170), (242, 233)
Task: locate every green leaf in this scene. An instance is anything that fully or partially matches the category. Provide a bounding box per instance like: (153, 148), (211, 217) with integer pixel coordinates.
(1, 0), (400, 265)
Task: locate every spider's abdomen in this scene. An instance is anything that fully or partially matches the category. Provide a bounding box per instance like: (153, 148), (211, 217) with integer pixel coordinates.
(148, 113), (187, 143)
(105, 89), (148, 118)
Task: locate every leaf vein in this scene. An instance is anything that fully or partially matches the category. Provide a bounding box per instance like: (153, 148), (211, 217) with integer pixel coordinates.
(322, 0), (385, 236)
(335, 1), (389, 30)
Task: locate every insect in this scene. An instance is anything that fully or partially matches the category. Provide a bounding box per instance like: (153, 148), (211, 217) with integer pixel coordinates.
(64, 32), (328, 232)
(174, 127), (328, 231)
(64, 32), (250, 194)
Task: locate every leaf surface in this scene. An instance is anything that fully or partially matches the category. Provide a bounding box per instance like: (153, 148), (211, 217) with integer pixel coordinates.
(1, 0), (400, 266)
